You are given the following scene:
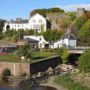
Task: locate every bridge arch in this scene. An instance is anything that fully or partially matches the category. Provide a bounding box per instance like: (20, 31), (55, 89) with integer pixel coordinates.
(6, 25), (10, 30)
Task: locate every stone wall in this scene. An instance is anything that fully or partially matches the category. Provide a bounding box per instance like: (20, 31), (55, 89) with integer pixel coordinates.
(0, 62), (30, 76)
(30, 56), (61, 74)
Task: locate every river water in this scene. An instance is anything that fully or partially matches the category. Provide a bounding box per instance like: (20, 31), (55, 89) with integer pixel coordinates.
(0, 86), (57, 90)
(0, 87), (13, 90)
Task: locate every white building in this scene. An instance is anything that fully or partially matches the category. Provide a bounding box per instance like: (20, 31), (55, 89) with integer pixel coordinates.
(3, 13), (49, 33)
(51, 32), (77, 49)
(29, 13), (47, 33)
(24, 35), (49, 48)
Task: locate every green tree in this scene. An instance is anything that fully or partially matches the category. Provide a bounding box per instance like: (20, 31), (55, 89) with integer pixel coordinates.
(30, 7), (64, 17)
(17, 44), (31, 61)
(43, 29), (64, 43)
(58, 47), (69, 64)
(17, 29), (24, 40)
(74, 16), (87, 30)
(26, 29), (34, 35)
(3, 29), (17, 41)
(67, 12), (76, 21)
(79, 50), (90, 73)
(78, 19), (90, 46)
(0, 19), (5, 33)
(2, 68), (11, 81)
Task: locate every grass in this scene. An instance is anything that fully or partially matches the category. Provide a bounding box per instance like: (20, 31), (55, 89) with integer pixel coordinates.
(54, 73), (90, 90)
(0, 53), (21, 63)
(30, 51), (57, 63)
(0, 51), (57, 63)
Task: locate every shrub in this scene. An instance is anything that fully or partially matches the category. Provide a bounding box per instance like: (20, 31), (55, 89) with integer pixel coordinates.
(78, 50), (90, 73)
(2, 68), (11, 81)
(55, 73), (89, 90)
(58, 46), (69, 63)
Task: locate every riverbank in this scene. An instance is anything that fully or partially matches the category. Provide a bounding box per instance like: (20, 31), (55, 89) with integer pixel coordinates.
(55, 73), (90, 90)
(41, 76), (67, 90)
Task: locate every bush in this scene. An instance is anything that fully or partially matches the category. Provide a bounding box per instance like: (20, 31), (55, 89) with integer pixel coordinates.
(58, 46), (69, 63)
(55, 73), (89, 90)
(2, 68), (11, 81)
(79, 50), (90, 73)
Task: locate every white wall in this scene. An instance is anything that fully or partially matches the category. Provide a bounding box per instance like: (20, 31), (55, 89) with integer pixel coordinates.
(29, 13), (47, 33)
(51, 39), (76, 49)
(24, 35), (49, 48)
(3, 22), (30, 32)
(3, 13), (47, 33)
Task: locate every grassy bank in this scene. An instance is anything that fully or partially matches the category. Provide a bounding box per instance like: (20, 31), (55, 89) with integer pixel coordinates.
(54, 73), (90, 90)
(0, 51), (57, 63)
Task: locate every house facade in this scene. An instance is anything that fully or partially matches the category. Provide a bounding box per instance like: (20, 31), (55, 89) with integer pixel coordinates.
(3, 13), (49, 33)
(0, 40), (17, 53)
(24, 35), (49, 48)
(51, 32), (77, 49)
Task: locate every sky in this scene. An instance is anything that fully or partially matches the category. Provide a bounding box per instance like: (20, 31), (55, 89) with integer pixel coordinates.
(0, 0), (90, 20)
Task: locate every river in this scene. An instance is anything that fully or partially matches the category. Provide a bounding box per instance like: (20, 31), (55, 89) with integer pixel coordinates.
(0, 86), (57, 90)
(0, 87), (13, 90)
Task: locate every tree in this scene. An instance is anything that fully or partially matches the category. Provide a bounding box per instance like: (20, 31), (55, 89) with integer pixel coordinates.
(0, 19), (5, 33)
(58, 47), (69, 64)
(17, 44), (31, 61)
(2, 68), (11, 81)
(3, 29), (17, 41)
(30, 7), (64, 17)
(74, 16), (87, 30)
(43, 29), (64, 43)
(78, 19), (90, 46)
(67, 12), (76, 21)
(17, 29), (24, 40)
(79, 50), (90, 73)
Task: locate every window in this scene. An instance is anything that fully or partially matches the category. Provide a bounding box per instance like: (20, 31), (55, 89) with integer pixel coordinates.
(33, 20), (36, 23)
(40, 38), (42, 41)
(39, 19), (42, 23)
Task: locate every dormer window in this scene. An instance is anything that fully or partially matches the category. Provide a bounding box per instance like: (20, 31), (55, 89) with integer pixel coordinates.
(39, 19), (42, 23)
(40, 38), (41, 41)
(33, 20), (36, 23)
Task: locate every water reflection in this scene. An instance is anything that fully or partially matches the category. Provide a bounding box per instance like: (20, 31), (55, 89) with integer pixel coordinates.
(16, 78), (57, 90)
(0, 87), (13, 90)
(31, 86), (57, 90)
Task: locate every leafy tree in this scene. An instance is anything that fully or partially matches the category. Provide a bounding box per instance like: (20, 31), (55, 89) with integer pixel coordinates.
(78, 19), (90, 46)
(47, 7), (64, 13)
(58, 47), (69, 64)
(2, 68), (11, 81)
(3, 29), (17, 41)
(79, 50), (90, 73)
(17, 29), (24, 40)
(43, 29), (64, 43)
(0, 19), (6, 33)
(67, 12), (76, 21)
(17, 44), (31, 61)
(74, 16), (87, 30)
(30, 7), (64, 17)
(24, 29), (35, 35)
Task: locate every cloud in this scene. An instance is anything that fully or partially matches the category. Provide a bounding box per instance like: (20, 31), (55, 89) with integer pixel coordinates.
(60, 4), (90, 12)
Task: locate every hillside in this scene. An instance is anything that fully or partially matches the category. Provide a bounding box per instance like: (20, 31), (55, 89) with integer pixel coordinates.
(30, 7), (65, 17)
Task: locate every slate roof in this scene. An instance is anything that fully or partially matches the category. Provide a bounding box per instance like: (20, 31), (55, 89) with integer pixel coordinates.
(0, 40), (17, 47)
(62, 32), (76, 40)
(24, 38), (39, 42)
(9, 19), (28, 24)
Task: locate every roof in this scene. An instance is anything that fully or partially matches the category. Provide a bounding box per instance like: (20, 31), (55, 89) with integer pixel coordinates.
(24, 35), (49, 44)
(9, 19), (28, 24)
(24, 38), (39, 42)
(17, 38), (38, 46)
(29, 13), (46, 20)
(62, 32), (76, 40)
(0, 40), (17, 47)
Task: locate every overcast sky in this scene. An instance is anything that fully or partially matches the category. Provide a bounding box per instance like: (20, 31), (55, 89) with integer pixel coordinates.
(0, 0), (90, 20)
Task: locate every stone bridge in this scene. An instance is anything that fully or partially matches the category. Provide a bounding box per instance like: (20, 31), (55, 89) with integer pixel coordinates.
(68, 46), (90, 54)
